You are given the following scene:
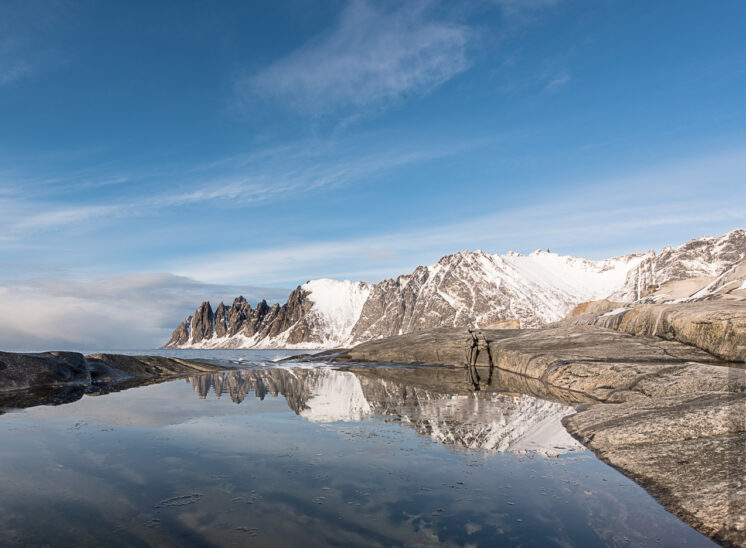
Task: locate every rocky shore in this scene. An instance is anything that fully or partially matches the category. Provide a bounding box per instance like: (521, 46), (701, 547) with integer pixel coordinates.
(328, 324), (745, 547)
(0, 350), (229, 410)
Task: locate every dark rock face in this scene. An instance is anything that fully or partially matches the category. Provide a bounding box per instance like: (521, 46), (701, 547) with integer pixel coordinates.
(214, 302), (228, 339)
(168, 318), (191, 347)
(191, 301), (214, 344)
(0, 351), (91, 392)
(165, 287), (327, 348)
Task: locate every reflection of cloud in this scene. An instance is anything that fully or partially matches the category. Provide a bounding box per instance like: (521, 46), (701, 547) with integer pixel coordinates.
(242, 0), (471, 115)
(0, 274), (290, 350)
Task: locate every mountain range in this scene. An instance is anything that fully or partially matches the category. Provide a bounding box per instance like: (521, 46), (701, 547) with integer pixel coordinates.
(165, 229), (746, 349)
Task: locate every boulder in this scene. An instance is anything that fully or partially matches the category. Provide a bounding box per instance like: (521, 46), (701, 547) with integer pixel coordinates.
(0, 351), (91, 391)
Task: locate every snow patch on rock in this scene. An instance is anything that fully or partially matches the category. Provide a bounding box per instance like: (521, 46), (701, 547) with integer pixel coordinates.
(303, 279), (372, 343)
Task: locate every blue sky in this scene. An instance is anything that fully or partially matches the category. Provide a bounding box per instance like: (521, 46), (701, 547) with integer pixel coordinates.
(1, 0), (745, 349)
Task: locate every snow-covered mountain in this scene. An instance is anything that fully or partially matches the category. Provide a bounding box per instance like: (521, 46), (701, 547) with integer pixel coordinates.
(609, 229), (746, 302)
(165, 229), (746, 349)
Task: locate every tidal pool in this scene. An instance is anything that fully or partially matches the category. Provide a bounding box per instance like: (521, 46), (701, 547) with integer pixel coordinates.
(0, 363), (715, 547)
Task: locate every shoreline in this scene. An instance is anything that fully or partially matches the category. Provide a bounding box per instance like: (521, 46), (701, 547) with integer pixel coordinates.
(2, 323), (744, 546)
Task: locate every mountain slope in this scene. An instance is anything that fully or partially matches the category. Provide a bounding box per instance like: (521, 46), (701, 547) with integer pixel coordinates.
(349, 249), (645, 341)
(165, 229), (746, 349)
(609, 229), (746, 301)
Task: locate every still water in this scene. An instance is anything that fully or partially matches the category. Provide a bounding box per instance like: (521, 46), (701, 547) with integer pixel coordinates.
(0, 354), (714, 547)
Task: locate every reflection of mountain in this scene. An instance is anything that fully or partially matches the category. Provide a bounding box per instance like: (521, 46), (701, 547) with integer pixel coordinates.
(188, 369), (317, 414)
(187, 367), (582, 456)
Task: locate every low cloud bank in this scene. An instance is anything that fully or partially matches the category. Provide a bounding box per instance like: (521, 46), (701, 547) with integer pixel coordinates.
(0, 274), (289, 351)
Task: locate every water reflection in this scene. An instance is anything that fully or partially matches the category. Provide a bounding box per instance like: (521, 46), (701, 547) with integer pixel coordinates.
(186, 368), (583, 456)
(0, 365), (715, 547)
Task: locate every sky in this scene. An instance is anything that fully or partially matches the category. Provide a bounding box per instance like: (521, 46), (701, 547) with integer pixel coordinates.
(1, 0), (745, 350)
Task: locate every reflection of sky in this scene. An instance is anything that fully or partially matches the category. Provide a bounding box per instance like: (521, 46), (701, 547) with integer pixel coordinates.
(0, 375), (715, 547)
(7, 378), (290, 428)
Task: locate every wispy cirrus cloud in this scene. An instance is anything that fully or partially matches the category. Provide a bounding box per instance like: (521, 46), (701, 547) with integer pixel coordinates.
(170, 199), (746, 286)
(1, 134), (481, 234)
(170, 145), (746, 285)
(0, 1), (67, 88)
(0, 59), (36, 85)
(241, 0), (471, 116)
(544, 73), (570, 91)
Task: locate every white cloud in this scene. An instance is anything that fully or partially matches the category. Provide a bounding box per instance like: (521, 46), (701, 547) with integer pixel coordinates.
(242, 0), (471, 115)
(171, 200), (745, 286)
(13, 204), (121, 231)
(0, 274), (290, 351)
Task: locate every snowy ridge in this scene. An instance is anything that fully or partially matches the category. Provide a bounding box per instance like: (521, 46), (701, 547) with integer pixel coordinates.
(302, 279), (372, 345)
(166, 229), (745, 349)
